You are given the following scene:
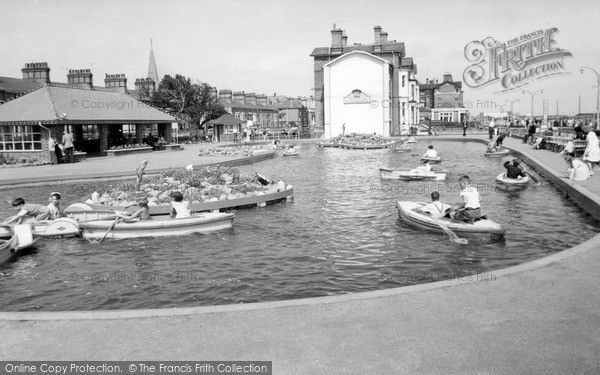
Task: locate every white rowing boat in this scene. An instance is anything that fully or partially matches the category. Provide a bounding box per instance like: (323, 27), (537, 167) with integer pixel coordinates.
(379, 167), (447, 181)
(484, 149), (510, 157)
(494, 173), (530, 190)
(0, 224), (35, 266)
(396, 201), (505, 238)
(79, 212), (235, 240)
(420, 156), (442, 164)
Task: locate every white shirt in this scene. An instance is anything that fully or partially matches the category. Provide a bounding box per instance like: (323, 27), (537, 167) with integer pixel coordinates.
(171, 201), (191, 218)
(460, 186), (480, 209)
(423, 149), (438, 158)
(420, 201), (452, 219)
(489, 120), (495, 128)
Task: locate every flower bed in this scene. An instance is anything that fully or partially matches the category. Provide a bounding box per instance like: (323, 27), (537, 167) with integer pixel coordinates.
(84, 165), (290, 208)
(198, 144), (275, 157)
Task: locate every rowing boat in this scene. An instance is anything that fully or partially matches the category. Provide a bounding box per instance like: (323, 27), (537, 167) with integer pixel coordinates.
(494, 173), (530, 190)
(0, 218), (80, 238)
(484, 149), (510, 157)
(80, 212), (235, 240)
(0, 224), (35, 266)
(396, 201), (505, 238)
(420, 156), (442, 164)
(379, 167), (447, 181)
(283, 152), (300, 157)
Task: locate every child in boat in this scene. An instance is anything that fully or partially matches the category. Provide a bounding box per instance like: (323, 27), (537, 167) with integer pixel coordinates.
(422, 145), (439, 159)
(486, 141), (497, 153)
(450, 176), (481, 223)
(169, 191), (192, 219)
(503, 160), (526, 179)
(116, 197), (152, 221)
(4, 198), (52, 224)
(414, 191), (452, 219)
(495, 134), (507, 149)
(47, 192), (66, 220)
(284, 145), (296, 154)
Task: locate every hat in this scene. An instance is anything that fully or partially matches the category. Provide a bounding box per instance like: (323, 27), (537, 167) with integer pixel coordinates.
(428, 145), (433, 149)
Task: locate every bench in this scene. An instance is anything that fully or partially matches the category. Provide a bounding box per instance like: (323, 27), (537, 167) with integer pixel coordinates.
(157, 144), (181, 151)
(73, 151), (87, 162)
(105, 147), (153, 157)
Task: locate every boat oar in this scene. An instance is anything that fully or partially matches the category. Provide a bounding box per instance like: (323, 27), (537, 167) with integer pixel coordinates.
(89, 204), (133, 244)
(433, 218), (468, 245)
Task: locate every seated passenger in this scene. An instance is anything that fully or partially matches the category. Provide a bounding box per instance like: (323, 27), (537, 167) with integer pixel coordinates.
(47, 192), (66, 220)
(503, 160), (527, 179)
(116, 198), (152, 221)
(4, 197), (52, 224)
(169, 191), (192, 218)
(422, 145), (438, 159)
(486, 141), (498, 153)
(450, 175), (482, 223)
(414, 191), (452, 219)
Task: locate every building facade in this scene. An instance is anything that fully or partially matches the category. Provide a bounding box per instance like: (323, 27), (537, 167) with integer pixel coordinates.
(311, 25), (419, 138)
(419, 73), (468, 123)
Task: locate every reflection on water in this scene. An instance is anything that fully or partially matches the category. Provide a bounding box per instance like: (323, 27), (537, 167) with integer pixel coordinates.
(0, 141), (598, 311)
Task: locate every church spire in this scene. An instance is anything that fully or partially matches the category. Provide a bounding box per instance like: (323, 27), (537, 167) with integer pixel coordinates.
(148, 38), (159, 85)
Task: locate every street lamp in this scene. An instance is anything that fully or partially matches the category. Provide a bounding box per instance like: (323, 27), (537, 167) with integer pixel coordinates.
(505, 98), (519, 114)
(522, 89), (543, 118)
(580, 66), (600, 127)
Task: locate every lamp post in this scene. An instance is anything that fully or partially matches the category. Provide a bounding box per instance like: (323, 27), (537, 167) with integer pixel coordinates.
(522, 89), (543, 118)
(580, 66), (600, 127)
(505, 98), (519, 114)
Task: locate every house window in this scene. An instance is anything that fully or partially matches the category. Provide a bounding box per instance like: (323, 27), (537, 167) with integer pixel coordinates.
(402, 76), (405, 87)
(122, 124), (135, 136)
(440, 113), (453, 122)
(0, 125), (42, 151)
(83, 124), (100, 140)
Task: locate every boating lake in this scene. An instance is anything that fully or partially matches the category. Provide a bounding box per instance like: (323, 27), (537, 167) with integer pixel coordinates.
(1, 140), (599, 311)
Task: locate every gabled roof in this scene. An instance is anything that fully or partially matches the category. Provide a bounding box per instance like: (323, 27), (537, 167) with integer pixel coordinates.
(207, 113), (244, 125)
(0, 76), (42, 94)
(0, 84), (176, 124)
(323, 50), (392, 68)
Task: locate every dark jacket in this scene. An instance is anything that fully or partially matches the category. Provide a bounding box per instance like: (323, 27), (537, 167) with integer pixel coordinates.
(504, 162), (526, 179)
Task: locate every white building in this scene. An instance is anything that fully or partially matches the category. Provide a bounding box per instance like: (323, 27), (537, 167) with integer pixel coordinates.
(323, 51), (391, 138)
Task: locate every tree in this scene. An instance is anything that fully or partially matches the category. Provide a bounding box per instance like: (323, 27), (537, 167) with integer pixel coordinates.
(152, 75), (227, 129)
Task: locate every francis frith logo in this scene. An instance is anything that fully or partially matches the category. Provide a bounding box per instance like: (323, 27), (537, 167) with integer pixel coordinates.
(463, 27), (572, 92)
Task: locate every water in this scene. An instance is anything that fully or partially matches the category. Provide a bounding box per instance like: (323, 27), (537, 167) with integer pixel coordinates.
(0, 141), (598, 311)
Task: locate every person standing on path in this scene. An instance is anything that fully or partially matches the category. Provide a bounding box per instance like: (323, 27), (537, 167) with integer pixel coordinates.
(462, 121), (467, 136)
(488, 119), (495, 140)
(62, 129), (75, 163)
(582, 125), (600, 175)
(48, 135), (57, 165)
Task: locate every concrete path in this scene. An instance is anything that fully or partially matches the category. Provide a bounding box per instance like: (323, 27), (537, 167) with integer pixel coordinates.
(1, 135), (599, 374)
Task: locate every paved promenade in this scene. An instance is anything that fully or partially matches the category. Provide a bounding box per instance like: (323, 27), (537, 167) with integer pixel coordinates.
(1, 135), (599, 374)
(0, 142), (273, 187)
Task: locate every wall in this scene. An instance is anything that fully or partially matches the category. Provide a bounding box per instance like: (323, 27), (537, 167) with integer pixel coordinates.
(324, 53), (390, 138)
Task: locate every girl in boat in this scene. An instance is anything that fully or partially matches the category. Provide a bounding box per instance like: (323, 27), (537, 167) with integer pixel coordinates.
(169, 191), (192, 219)
(116, 197), (152, 222)
(47, 192), (66, 220)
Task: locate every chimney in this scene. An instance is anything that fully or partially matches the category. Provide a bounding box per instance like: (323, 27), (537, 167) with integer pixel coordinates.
(104, 73), (128, 93)
(233, 91), (245, 102)
(426, 78), (429, 85)
(22, 62), (51, 85)
(331, 24), (343, 48)
(257, 94), (267, 106)
(341, 31), (348, 47)
(435, 79), (438, 84)
(209, 87), (218, 99)
(443, 73), (453, 82)
(67, 69), (93, 89)
(245, 92), (257, 105)
(134, 77), (156, 97)
(374, 26), (382, 44)
(219, 89), (232, 101)
(380, 31), (388, 44)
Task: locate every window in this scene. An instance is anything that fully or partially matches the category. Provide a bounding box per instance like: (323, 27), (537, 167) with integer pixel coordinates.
(0, 125), (42, 151)
(122, 124), (136, 136)
(440, 113), (453, 122)
(83, 125), (100, 140)
(402, 76), (405, 87)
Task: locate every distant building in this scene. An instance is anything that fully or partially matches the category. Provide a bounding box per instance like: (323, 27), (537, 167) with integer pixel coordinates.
(217, 89), (279, 141)
(311, 25), (419, 138)
(419, 73), (468, 123)
(0, 62), (175, 160)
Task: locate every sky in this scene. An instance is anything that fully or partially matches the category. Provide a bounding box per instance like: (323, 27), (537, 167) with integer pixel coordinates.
(1, 0), (600, 116)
